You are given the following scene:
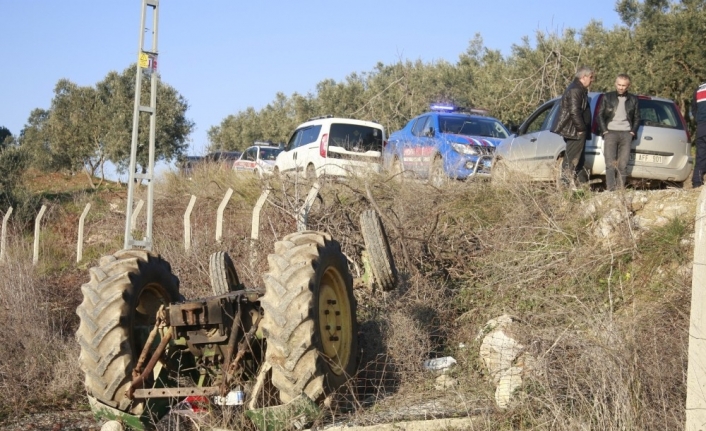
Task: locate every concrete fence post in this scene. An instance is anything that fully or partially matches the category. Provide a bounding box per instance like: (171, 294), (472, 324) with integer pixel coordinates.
(33, 205), (47, 265)
(184, 195), (196, 251)
(216, 188), (234, 243)
(297, 181), (320, 232)
(250, 188), (271, 271)
(76, 203), (91, 263)
(131, 199), (144, 230)
(687, 187), (706, 430)
(0, 207), (13, 263)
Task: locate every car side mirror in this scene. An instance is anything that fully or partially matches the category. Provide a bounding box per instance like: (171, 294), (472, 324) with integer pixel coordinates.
(507, 123), (519, 134)
(425, 127), (435, 137)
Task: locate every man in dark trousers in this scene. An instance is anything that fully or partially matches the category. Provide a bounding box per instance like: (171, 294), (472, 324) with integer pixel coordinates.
(693, 81), (706, 188)
(597, 74), (640, 191)
(551, 66), (594, 188)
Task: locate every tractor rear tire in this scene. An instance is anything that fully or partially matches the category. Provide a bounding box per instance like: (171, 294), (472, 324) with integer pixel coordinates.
(209, 251), (240, 295)
(260, 231), (358, 404)
(76, 249), (180, 414)
(360, 210), (398, 291)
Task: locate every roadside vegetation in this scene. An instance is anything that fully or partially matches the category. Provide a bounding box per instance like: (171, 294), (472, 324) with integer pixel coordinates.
(0, 1), (701, 428)
(0, 165), (693, 429)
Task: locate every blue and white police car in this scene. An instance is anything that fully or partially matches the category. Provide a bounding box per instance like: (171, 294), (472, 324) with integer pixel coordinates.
(383, 104), (509, 185)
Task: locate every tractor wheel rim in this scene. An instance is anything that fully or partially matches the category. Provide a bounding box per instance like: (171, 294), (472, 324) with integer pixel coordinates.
(318, 267), (352, 375)
(134, 283), (169, 358)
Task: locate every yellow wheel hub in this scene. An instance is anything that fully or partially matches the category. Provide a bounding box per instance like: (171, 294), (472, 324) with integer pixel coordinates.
(318, 266), (352, 375)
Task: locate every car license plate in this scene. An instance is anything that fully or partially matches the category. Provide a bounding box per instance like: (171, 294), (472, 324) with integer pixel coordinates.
(631, 153), (663, 164)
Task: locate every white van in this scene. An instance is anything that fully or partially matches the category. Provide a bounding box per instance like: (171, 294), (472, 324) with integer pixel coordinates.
(274, 116), (386, 179)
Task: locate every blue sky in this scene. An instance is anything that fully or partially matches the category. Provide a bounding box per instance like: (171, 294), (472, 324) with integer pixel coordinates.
(1, 0), (624, 160)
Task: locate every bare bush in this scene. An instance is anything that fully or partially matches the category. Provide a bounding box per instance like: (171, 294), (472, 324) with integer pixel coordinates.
(0, 253), (83, 420)
(0, 165), (694, 429)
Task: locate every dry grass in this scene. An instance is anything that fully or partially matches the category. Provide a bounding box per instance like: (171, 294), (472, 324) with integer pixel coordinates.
(0, 245), (84, 420)
(0, 165), (694, 429)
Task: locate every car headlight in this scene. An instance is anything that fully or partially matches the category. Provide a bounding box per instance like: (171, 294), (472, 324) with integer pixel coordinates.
(451, 143), (480, 155)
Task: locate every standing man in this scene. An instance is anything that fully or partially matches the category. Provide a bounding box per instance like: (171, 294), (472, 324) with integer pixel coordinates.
(597, 74), (640, 191)
(693, 81), (706, 188)
(551, 66), (594, 187)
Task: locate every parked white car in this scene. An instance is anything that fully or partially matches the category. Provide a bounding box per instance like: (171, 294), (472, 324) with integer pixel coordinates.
(232, 143), (282, 177)
(493, 92), (692, 187)
(274, 116), (386, 178)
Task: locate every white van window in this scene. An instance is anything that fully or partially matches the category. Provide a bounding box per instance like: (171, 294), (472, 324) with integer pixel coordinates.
(286, 125), (322, 151)
(329, 123), (383, 152)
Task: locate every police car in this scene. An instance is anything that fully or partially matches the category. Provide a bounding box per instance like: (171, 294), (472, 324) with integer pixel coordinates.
(232, 142), (283, 178)
(383, 104), (508, 185)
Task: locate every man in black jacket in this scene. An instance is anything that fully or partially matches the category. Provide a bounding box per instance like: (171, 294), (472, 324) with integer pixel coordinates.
(597, 74), (640, 191)
(551, 66), (594, 187)
(693, 81), (706, 188)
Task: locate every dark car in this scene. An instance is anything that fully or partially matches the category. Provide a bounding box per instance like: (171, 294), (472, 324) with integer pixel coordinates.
(383, 104), (508, 186)
(179, 151), (242, 177)
(178, 155), (204, 177)
(204, 151), (242, 168)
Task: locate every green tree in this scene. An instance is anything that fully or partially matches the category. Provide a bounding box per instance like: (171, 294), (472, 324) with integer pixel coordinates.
(96, 65), (194, 174)
(20, 65), (194, 187)
(0, 126), (11, 149)
(616, 0), (706, 127)
(0, 140), (35, 226)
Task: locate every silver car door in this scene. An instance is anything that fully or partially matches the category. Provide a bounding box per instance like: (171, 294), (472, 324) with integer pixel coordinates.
(632, 99), (689, 174)
(532, 102), (564, 180)
(506, 102), (555, 179)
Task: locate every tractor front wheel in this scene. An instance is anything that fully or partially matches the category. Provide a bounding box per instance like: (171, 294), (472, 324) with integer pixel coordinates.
(360, 210), (397, 291)
(209, 251), (240, 295)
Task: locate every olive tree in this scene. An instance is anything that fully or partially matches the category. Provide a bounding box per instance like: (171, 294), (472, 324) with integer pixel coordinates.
(20, 65), (194, 187)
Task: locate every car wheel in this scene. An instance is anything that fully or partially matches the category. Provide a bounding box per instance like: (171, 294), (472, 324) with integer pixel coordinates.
(306, 164), (317, 181)
(491, 158), (511, 186)
(428, 156), (448, 187)
(390, 158), (404, 183)
(555, 155), (568, 190)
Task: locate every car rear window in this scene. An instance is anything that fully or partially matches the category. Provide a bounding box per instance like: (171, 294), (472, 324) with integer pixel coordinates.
(639, 99), (684, 130)
(329, 123), (383, 152)
(259, 147), (281, 161)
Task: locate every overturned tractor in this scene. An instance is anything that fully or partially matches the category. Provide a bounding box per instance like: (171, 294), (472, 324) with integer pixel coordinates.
(76, 209), (397, 430)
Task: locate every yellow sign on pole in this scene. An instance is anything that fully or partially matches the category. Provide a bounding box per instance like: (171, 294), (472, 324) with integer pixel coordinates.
(138, 52), (149, 69)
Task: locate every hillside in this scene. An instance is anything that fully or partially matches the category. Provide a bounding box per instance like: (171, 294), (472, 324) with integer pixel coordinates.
(0, 166), (698, 430)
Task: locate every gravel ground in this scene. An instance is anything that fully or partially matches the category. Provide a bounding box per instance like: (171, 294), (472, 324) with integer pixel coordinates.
(2, 410), (99, 431)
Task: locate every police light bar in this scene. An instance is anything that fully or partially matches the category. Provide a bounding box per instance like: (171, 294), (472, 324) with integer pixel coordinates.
(430, 103), (460, 112)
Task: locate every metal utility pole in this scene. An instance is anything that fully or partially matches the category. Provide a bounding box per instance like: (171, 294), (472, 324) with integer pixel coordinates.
(124, 0), (159, 251)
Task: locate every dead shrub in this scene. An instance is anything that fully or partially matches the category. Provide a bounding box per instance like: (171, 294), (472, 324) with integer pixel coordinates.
(0, 254), (83, 420)
(0, 166), (694, 429)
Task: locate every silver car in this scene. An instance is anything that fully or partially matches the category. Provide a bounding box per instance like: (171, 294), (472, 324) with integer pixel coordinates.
(493, 92), (692, 186)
